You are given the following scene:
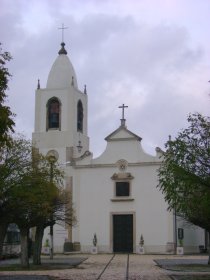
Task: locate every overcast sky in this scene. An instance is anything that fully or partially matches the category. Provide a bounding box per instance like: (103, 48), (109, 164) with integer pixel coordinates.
(1, 0), (210, 157)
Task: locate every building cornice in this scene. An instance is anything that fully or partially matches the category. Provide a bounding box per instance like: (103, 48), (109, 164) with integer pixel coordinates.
(74, 161), (161, 169)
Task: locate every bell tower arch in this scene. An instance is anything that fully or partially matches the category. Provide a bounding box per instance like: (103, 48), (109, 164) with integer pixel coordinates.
(46, 97), (61, 131)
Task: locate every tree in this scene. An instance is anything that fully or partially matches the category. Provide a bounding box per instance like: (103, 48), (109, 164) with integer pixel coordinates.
(0, 135), (75, 267)
(158, 113), (210, 262)
(33, 188), (76, 265)
(10, 151), (60, 268)
(18, 177), (60, 267)
(0, 135), (31, 258)
(0, 44), (15, 258)
(0, 43), (15, 148)
(32, 157), (76, 265)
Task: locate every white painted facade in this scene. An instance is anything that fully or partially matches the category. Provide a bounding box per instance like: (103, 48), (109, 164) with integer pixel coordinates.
(32, 42), (205, 254)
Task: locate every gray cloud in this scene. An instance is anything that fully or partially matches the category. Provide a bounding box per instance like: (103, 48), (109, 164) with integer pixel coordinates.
(0, 1), (209, 157)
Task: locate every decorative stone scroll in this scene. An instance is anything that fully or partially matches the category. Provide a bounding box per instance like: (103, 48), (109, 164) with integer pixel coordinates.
(116, 159), (128, 171)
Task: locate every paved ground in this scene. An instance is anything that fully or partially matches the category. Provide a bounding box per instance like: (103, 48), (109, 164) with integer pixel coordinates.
(0, 254), (209, 280)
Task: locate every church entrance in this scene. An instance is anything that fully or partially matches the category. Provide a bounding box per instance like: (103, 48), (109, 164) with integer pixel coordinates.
(113, 214), (133, 253)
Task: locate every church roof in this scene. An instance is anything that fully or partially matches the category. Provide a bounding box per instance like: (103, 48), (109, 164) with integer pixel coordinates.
(105, 123), (142, 142)
(46, 42), (78, 89)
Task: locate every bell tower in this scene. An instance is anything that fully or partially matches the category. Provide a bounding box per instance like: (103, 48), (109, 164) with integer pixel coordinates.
(32, 41), (89, 164)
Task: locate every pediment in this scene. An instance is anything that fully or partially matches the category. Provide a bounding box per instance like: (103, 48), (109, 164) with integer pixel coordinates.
(105, 125), (142, 142)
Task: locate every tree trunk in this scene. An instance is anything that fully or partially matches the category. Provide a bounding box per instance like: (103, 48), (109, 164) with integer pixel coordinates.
(33, 225), (45, 265)
(20, 228), (29, 268)
(0, 223), (8, 259)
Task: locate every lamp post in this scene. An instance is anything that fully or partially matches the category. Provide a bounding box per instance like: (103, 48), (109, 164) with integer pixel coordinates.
(168, 135), (178, 254)
(48, 154), (56, 260)
(76, 140), (82, 153)
(174, 203), (177, 254)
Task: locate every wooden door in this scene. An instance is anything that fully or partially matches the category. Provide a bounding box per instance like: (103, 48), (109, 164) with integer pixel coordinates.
(113, 214), (133, 253)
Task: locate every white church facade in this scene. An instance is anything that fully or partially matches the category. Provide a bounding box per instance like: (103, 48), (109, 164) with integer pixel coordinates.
(32, 41), (205, 254)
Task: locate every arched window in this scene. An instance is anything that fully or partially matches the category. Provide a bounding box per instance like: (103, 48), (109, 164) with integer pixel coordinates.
(77, 100), (83, 132)
(47, 98), (61, 130)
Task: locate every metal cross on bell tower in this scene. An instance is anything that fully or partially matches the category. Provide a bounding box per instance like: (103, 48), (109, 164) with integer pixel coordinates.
(118, 103), (128, 126)
(58, 23), (68, 43)
(58, 23), (68, 55)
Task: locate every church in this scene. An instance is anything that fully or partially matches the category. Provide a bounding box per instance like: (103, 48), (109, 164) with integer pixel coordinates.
(32, 40), (205, 254)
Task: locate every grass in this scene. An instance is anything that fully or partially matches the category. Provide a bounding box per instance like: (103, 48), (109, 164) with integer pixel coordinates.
(171, 276), (210, 280)
(0, 263), (76, 271)
(166, 264), (210, 272)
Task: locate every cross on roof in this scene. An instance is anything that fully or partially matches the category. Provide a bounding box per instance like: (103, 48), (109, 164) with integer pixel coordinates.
(58, 23), (68, 42)
(118, 103), (128, 120)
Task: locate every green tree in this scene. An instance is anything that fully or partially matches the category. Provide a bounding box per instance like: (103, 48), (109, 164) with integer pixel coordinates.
(0, 43), (15, 258)
(158, 113), (210, 262)
(0, 43), (15, 148)
(33, 188), (76, 265)
(11, 150), (60, 267)
(32, 156), (76, 265)
(0, 136), (31, 258)
(0, 135), (75, 267)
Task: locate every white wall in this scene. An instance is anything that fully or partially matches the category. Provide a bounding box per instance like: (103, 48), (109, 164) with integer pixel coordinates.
(73, 162), (173, 253)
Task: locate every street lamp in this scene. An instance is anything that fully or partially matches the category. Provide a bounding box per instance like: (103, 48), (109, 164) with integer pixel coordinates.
(47, 154), (57, 260)
(76, 140), (82, 153)
(174, 203), (177, 254)
(168, 135), (178, 254)
(174, 188), (184, 254)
